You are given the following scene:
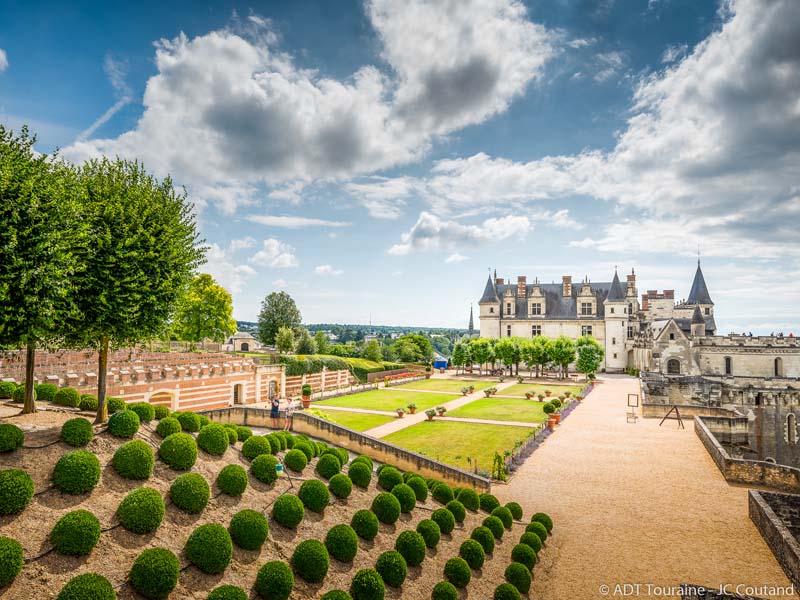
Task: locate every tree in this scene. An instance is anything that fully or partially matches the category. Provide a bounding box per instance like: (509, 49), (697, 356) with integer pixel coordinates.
(258, 291), (301, 345)
(393, 338), (422, 362)
(381, 344), (398, 362)
(495, 337), (524, 376)
(549, 336), (576, 379)
(314, 331), (329, 355)
(523, 335), (551, 378)
(68, 158), (204, 422)
(393, 334), (434, 363)
(468, 338), (492, 376)
(575, 335), (604, 378)
(0, 126), (82, 414)
(451, 342), (470, 374)
(364, 340), (382, 363)
(275, 326), (295, 354)
(295, 329), (317, 355)
(173, 274), (236, 346)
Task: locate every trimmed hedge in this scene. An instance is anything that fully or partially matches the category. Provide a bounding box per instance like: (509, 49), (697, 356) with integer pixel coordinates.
(325, 524), (358, 563)
(0, 536), (23, 587)
(431, 508), (455, 534)
(446, 500), (466, 524)
(169, 473), (210, 514)
(395, 530), (426, 567)
(294, 441), (314, 462)
(52, 450), (101, 495)
(371, 492), (401, 524)
(176, 411), (201, 432)
(217, 464), (248, 496)
(493, 582), (522, 600)
(265, 434), (280, 455)
(416, 519), (441, 548)
(0, 469), (34, 516)
(113, 440), (154, 480)
(432, 581), (458, 600)
(229, 509), (269, 550)
(457, 488), (480, 511)
(51, 509), (100, 556)
(255, 561), (294, 600)
(352, 455), (373, 470)
(504, 562), (531, 594)
(0, 382), (15, 399)
(60, 418), (93, 447)
(443, 557), (471, 588)
(117, 487), (164, 534)
(491, 506), (513, 529)
(129, 402), (155, 423)
(377, 466), (402, 491)
(471, 526), (495, 555)
(251, 454), (280, 485)
(284, 449), (307, 472)
(316, 453), (342, 480)
(242, 436), (272, 461)
(321, 592), (352, 600)
(56, 573), (115, 600)
(351, 509), (379, 541)
(520, 531), (543, 553)
(511, 543), (537, 570)
(10, 385), (29, 404)
(531, 511), (553, 532)
(527, 520), (548, 542)
(53, 387), (80, 408)
(482, 516), (505, 540)
(391, 483), (416, 513)
(0, 424), (24, 452)
(349, 568), (385, 600)
(291, 539), (329, 583)
(505, 501), (523, 520)
(348, 461), (372, 488)
(158, 432), (197, 470)
(375, 550), (407, 588)
(272, 494), (304, 528)
(78, 395), (98, 412)
(459, 538), (485, 570)
(406, 476), (428, 502)
(107, 397), (126, 413)
(329, 473), (353, 499)
(479, 492), (500, 512)
(298, 479), (330, 513)
(185, 523), (233, 574)
(198, 415), (210, 429)
(107, 409), (140, 438)
(129, 547), (180, 600)
(432, 483), (454, 504)
(153, 405), (170, 420)
(197, 423), (229, 455)
(208, 585), (248, 600)
(35, 383), (58, 401)
(236, 426), (253, 443)
(156, 417), (181, 438)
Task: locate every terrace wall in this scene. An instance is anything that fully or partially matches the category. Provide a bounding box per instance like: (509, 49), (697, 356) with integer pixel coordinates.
(642, 403), (741, 419)
(748, 490), (800, 592)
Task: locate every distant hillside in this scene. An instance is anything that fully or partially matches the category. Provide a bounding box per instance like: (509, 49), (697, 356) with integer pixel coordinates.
(236, 321), (467, 335)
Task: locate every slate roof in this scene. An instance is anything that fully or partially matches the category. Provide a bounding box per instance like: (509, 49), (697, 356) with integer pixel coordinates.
(491, 280), (618, 320)
(607, 271), (626, 302)
(479, 276), (498, 303)
(673, 316), (716, 335)
(687, 261), (713, 305)
(691, 305), (705, 325)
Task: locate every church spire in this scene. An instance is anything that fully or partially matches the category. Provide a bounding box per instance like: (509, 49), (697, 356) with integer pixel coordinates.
(468, 305), (474, 335)
(687, 260), (713, 305)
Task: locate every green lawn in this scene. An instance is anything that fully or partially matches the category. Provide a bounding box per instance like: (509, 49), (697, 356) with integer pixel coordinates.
(308, 409), (395, 432)
(383, 421), (535, 472)
(315, 389), (457, 412)
(447, 398), (549, 423)
(500, 383), (583, 398)
(395, 378), (494, 393)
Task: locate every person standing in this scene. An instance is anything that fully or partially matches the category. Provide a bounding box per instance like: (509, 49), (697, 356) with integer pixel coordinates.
(283, 398), (295, 431)
(270, 395), (281, 429)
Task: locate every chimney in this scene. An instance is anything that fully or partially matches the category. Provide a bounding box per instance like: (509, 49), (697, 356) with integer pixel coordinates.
(641, 294), (649, 310)
(517, 276), (527, 298)
(495, 277), (504, 286)
(562, 276), (572, 298)
(665, 290), (675, 299)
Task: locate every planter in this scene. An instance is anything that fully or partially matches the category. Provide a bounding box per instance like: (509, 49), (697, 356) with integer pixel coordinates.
(427, 414), (434, 421)
(396, 412), (404, 418)
(425, 374), (431, 380)
(525, 393), (533, 400)
(553, 413), (561, 424)
(408, 407), (417, 414)
(565, 391), (572, 398)
(301, 396), (311, 409)
(436, 410), (446, 416)
(545, 391), (551, 397)
(547, 418), (557, 430)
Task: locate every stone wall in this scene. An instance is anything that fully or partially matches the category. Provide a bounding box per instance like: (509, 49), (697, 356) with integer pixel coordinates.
(748, 490), (800, 593)
(641, 403), (740, 419)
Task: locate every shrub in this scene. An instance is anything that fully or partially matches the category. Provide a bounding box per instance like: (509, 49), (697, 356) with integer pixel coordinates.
(431, 508), (455, 534)
(375, 550), (407, 588)
(225, 428), (238, 444)
(197, 423), (229, 456)
(107, 409), (140, 437)
(283, 448), (307, 472)
(49, 509), (100, 556)
(493, 582), (522, 600)
(129, 402), (155, 423)
(395, 530), (426, 567)
(294, 441), (314, 462)
(242, 436), (272, 461)
(505, 562), (531, 594)
(321, 592), (352, 600)
(348, 461), (372, 488)
(511, 543), (536, 570)
(10, 385), (28, 404)
(542, 402), (555, 414)
(198, 415), (211, 428)
(208, 585), (248, 600)
(0, 469), (34, 515)
(185, 523), (233, 574)
(459, 538), (485, 569)
(0, 424), (24, 452)
(316, 453), (342, 480)
(432, 483), (454, 504)
(371, 492), (401, 524)
(272, 494), (304, 528)
(470, 526), (495, 554)
(527, 520), (548, 541)
(506, 501), (523, 521)
(112, 440), (154, 480)
(391, 483), (416, 513)
(377, 466), (402, 491)
(255, 561), (294, 600)
(431, 581), (458, 600)
(519, 531), (543, 553)
(0, 536), (22, 587)
(117, 487), (164, 534)
(265, 434), (281, 455)
(352, 455), (373, 470)
(229, 509), (269, 550)
(107, 397), (127, 413)
(158, 432), (197, 470)
(299, 479), (330, 513)
(78, 395), (98, 411)
(60, 418), (92, 447)
(52, 449), (100, 494)
(176, 411), (201, 432)
(129, 547), (180, 600)
(53, 387), (80, 408)
(349, 568), (385, 600)
(479, 493), (500, 512)
(483, 516), (504, 540)
(169, 473), (210, 514)
(217, 464), (248, 496)
(334, 447), (349, 466)
(491, 506), (514, 529)
(325, 524), (358, 563)
(56, 573), (115, 600)
(236, 426), (252, 442)
(291, 539), (329, 583)
(329, 473), (353, 499)
(443, 557), (471, 588)
(406, 476), (428, 502)
(251, 454), (280, 485)
(0, 382), (16, 399)
(531, 511), (554, 533)
(155, 417), (181, 438)
(446, 500), (466, 523)
(351, 509), (379, 541)
(153, 405), (170, 420)
(416, 519), (441, 548)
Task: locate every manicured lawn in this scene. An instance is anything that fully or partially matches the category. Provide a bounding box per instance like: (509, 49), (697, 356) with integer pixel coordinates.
(316, 389), (457, 412)
(500, 383), (583, 398)
(383, 421), (535, 472)
(395, 378), (494, 393)
(447, 398), (549, 423)
(308, 409), (396, 432)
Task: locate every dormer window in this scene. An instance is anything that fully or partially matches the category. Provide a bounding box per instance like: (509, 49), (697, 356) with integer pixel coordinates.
(489, 307), (494, 314)
(580, 302), (593, 316)
(610, 307), (615, 314)
(531, 302), (542, 315)
(506, 302), (512, 315)
(705, 307), (710, 315)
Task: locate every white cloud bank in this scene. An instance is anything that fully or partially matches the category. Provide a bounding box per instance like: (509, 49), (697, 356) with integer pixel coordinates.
(0, 49), (8, 72)
(249, 239), (299, 268)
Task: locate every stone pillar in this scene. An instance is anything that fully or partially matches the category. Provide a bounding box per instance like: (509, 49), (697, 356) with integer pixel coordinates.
(45, 375), (61, 386)
(162, 367), (174, 379)
(65, 373), (79, 388)
(84, 372), (97, 387)
(172, 390), (180, 412)
(321, 367), (327, 393)
(255, 368), (262, 404)
(149, 367), (162, 380)
(176, 366), (187, 379)
(189, 365), (199, 377)
(118, 369), (131, 384)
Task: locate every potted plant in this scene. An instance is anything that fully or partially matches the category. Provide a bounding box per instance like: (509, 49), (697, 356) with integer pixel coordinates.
(301, 384), (312, 408)
(551, 399), (562, 423)
(407, 403), (417, 414)
(484, 388), (493, 398)
(517, 376), (524, 384)
(558, 395), (565, 402)
(542, 402), (556, 427)
(565, 391), (572, 398)
(425, 409), (436, 421)
(436, 406), (447, 416)
(396, 408), (405, 418)
(575, 394), (583, 402)
(425, 365), (432, 380)
(469, 385), (475, 393)
(525, 392), (533, 400)
(544, 389), (551, 397)
(537, 393), (545, 402)
(461, 387), (470, 396)
(498, 375), (505, 383)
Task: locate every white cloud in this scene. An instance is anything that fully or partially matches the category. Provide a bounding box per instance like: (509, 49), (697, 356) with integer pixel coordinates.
(445, 253), (469, 264)
(76, 55), (132, 141)
(593, 51), (626, 82)
(250, 238), (299, 267)
(567, 38), (596, 49)
(0, 49), (8, 72)
(272, 278), (288, 288)
(247, 215), (351, 228)
(344, 176), (417, 219)
(661, 43), (687, 64)
(314, 264), (344, 275)
(202, 239), (258, 293)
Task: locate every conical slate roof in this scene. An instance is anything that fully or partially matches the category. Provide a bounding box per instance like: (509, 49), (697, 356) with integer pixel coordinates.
(479, 275), (498, 303)
(691, 305), (705, 325)
(606, 270), (626, 302)
(687, 261), (713, 305)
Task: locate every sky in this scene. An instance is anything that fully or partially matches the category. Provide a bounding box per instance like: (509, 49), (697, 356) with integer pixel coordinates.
(1, 0), (798, 334)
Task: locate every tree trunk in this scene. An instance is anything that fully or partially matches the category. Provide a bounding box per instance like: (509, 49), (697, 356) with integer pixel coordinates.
(95, 336), (110, 424)
(23, 340), (37, 414)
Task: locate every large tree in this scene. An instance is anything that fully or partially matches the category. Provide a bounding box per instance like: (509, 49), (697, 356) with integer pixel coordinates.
(258, 291), (301, 345)
(314, 330), (329, 355)
(495, 337), (524, 376)
(0, 126), (82, 414)
(173, 274), (236, 346)
(451, 341), (470, 374)
(468, 338), (492, 376)
(69, 158), (204, 422)
(549, 336), (577, 379)
(275, 326), (295, 354)
(363, 340), (382, 363)
(392, 334), (434, 363)
(295, 328), (317, 355)
(522, 335), (551, 378)
(575, 335), (604, 378)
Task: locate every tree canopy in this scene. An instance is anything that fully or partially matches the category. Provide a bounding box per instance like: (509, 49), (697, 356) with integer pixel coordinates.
(575, 335), (604, 377)
(295, 329), (317, 355)
(258, 291), (302, 345)
(275, 326), (296, 354)
(173, 274), (236, 344)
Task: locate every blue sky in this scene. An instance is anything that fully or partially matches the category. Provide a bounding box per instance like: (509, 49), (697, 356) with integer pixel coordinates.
(1, 0), (798, 333)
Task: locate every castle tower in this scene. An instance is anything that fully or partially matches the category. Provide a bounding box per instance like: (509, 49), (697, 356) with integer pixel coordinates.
(691, 305), (706, 337)
(687, 260), (715, 334)
(603, 269), (628, 372)
(478, 274), (501, 338)
(468, 306), (474, 336)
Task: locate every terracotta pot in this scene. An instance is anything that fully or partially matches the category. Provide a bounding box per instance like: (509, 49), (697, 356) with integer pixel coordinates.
(396, 413), (404, 418)
(301, 396), (311, 409)
(427, 415), (434, 421)
(547, 418), (557, 430)
(553, 413), (561, 424)
(408, 407), (417, 414)
(425, 374), (431, 379)
(545, 391), (551, 397)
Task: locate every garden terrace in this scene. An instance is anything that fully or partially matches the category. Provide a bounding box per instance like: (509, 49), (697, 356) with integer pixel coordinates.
(394, 379), (496, 393)
(315, 389), (459, 413)
(498, 383), (583, 399)
(308, 409), (396, 432)
(446, 398), (549, 424)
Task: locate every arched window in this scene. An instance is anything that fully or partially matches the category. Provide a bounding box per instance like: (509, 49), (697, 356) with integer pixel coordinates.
(724, 356), (732, 376)
(667, 359), (681, 374)
(241, 342), (249, 352)
(775, 357), (783, 377)
(788, 414), (797, 444)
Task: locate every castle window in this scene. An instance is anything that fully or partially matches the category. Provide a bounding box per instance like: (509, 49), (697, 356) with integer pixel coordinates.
(667, 359), (681, 374)
(613, 353), (617, 359)
(610, 307), (615, 314)
(628, 303), (633, 314)
(788, 414), (798, 445)
(612, 337), (616, 345)
(581, 325), (592, 336)
(531, 325), (541, 337)
(705, 307), (710, 315)
(724, 356), (732, 376)
(580, 302), (593, 316)
(775, 357), (784, 377)
(669, 333), (675, 340)
(531, 302), (542, 315)
(506, 325), (511, 337)
(489, 307), (494, 313)
(506, 302), (512, 315)
(627, 326), (634, 339)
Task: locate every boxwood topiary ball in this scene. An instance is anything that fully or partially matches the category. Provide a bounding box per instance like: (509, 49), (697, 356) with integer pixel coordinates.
(443, 557), (471, 588)
(325, 524), (358, 563)
(254, 561), (294, 600)
(107, 409), (140, 438)
(251, 454), (280, 485)
(225, 428), (238, 444)
(456, 488), (480, 511)
(391, 483), (416, 513)
(242, 436), (272, 461)
(351, 509), (379, 541)
(431, 581), (458, 600)
(431, 508), (455, 535)
(520, 531), (543, 553)
(284, 448), (307, 473)
(293, 441), (314, 462)
(198, 423), (230, 456)
(10, 385), (28, 404)
(459, 538), (485, 570)
(34, 383), (58, 402)
(78, 394), (98, 412)
(491, 506), (513, 529)
(0, 424), (24, 452)
(526, 520), (548, 541)
(352, 455), (373, 470)
(531, 511), (553, 533)
(155, 417), (181, 438)
(377, 466), (402, 491)
(152, 405), (170, 420)
(349, 568), (384, 600)
(0, 536), (23, 587)
(106, 397), (127, 413)
(504, 562), (531, 594)
(493, 582), (522, 600)
(53, 387), (80, 408)
(129, 547), (180, 600)
(299, 479), (330, 513)
(198, 415), (210, 428)
(272, 494), (304, 528)
(471, 526), (495, 554)
(446, 500), (466, 524)
(316, 453), (342, 480)
(50, 509), (101, 556)
(0, 382), (15, 400)
(321, 591), (352, 600)
(291, 539), (330, 583)
(329, 473), (353, 499)
(375, 550), (407, 588)
(394, 530), (426, 567)
(117, 487), (164, 534)
(185, 523), (233, 574)
(208, 585), (248, 600)
(56, 573), (115, 600)
(52, 450), (101, 495)
(348, 461), (371, 488)
(60, 418), (93, 447)
(0, 469), (34, 516)
(405, 476), (428, 502)
(505, 501), (523, 521)
(176, 411), (201, 432)
(511, 543), (537, 570)
(236, 426), (253, 443)
(113, 440), (154, 480)
(229, 509), (269, 550)
(265, 434), (281, 454)
(371, 492), (401, 524)
(416, 519), (441, 548)
(158, 432), (197, 470)
(169, 473), (210, 514)
(482, 516), (505, 540)
(479, 493), (500, 512)
(432, 483), (454, 504)
(129, 402), (155, 423)
(217, 464), (248, 496)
